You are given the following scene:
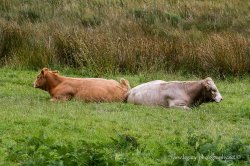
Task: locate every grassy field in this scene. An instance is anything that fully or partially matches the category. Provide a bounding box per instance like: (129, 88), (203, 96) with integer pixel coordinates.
(0, 1), (250, 165)
(0, 68), (249, 165)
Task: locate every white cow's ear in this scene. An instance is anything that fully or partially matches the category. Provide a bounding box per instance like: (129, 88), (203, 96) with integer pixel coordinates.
(203, 79), (211, 91)
(205, 77), (212, 81)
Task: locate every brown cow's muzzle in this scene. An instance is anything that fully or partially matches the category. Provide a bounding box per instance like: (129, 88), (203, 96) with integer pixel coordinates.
(33, 82), (37, 88)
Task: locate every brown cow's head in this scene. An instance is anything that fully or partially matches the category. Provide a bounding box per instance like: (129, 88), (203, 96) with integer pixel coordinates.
(202, 77), (223, 103)
(33, 68), (58, 89)
(33, 68), (60, 91)
(33, 68), (49, 89)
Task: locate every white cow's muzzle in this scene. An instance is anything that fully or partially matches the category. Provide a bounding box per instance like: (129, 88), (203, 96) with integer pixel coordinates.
(214, 93), (223, 102)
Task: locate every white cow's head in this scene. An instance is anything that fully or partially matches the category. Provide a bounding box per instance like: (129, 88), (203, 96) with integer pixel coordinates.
(203, 77), (223, 103)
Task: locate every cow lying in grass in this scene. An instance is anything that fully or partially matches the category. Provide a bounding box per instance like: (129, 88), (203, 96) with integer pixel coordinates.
(33, 68), (130, 102)
(126, 77), (222, 109)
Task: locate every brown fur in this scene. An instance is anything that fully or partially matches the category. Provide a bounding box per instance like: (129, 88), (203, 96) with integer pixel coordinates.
(33, 68), (130, 102)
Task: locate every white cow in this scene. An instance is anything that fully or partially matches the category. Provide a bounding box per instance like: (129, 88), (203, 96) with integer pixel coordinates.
(126, 77), (223, 109)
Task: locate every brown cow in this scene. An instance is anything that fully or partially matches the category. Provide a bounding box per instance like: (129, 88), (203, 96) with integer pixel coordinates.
(33, 68), (130, 102)
(126, 77), (223, 109)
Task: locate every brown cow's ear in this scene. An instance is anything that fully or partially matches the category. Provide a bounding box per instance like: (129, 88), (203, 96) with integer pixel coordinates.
(42, 67), (49, 71)
(41, 68), (49, 75)
(52, 70), (59, 74)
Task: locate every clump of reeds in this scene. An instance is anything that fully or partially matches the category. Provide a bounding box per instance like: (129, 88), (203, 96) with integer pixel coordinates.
(0, 0), (249, 76)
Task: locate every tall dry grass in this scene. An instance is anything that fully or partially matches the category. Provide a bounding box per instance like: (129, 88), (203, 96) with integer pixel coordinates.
(0, 0), (250, 76)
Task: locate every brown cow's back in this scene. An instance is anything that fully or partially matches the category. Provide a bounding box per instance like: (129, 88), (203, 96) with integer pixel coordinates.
(69, 78), (127, 102)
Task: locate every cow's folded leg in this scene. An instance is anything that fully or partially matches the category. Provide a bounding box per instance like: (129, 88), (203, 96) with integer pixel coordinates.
(50, 98), (57, 102)
(170, 105), (191, 110)
(169, 101), (191, 110)
(50, 95), (72, 102)
(179, 106), (191, 110)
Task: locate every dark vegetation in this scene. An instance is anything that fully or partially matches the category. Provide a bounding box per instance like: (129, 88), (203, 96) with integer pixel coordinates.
(6, 131), (250, 165)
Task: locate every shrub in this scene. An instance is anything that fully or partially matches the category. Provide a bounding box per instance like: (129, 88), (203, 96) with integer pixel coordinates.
(0, 22), (27, 65)
(198, 34), (250, 76)
(6, 132), (140, 165)
(0, 0), (250, 76)
(111, 132), (139, 151)
(80, 15), (102, 27)
(53, 31), (86, 68)
(19, 9), (42, 23)
(131, 8), (182, 27)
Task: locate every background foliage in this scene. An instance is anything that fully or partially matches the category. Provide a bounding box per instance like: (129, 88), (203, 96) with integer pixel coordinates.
(0, 0), (250, 76)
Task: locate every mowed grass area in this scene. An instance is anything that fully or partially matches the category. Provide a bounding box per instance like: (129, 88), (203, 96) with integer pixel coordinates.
(0, 68), (249, 165)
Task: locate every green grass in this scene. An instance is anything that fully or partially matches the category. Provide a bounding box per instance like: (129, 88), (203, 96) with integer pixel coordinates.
(0, 68), (249, 165)
(1, 0), (250, 164)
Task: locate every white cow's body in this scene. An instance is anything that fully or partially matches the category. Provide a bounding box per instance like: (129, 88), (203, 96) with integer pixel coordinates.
(126, 78), (222, 109)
